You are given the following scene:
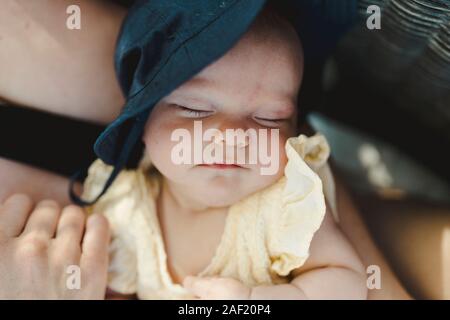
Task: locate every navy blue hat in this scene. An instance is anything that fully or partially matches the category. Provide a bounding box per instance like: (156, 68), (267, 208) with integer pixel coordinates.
(70, 0), (357, 206)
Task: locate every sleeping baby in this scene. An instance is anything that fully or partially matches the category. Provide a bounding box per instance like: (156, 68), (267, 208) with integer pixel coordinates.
(80, 6), (367, 300)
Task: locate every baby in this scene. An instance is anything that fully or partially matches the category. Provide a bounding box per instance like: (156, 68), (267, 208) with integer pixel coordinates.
(81, 8), (367, 299)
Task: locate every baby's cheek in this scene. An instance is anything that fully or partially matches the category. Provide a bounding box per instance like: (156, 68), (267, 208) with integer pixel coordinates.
(247, 154), (285, 197)
(270, 133), (288, 175)
(278, 137), (289, 168)
(143, 123), (175, 169)
(250, 135), (288, 191)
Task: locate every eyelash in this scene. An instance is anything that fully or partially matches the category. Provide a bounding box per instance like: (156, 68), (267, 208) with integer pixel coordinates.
(254, 117), (287, 127)
(174, 105), (213, 118)
(174, 104), (288, 126)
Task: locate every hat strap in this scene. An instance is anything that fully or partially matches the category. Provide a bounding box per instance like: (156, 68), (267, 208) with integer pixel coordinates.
(68, 116), (146, 207)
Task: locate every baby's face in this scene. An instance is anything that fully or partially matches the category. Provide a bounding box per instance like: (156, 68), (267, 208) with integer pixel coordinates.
(143, 29), (304, 208)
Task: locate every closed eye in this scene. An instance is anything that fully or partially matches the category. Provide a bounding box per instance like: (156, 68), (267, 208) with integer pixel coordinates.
(173, 104), (214, 118)
(254, 116), (288, 127)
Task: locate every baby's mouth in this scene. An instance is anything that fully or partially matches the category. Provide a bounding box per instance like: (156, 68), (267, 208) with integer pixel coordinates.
(197, 163), (244, 169)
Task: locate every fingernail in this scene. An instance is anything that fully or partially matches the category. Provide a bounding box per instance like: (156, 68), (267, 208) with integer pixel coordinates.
(5, 193), (30, 205)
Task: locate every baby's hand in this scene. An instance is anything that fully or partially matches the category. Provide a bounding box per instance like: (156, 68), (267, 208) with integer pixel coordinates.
(0, 194), (110, 299)
(183, 276), (251, 300)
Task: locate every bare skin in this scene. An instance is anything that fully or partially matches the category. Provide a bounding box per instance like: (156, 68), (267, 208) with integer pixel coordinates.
(0, 157), (74, 205)
(0, 193), (110, 299)
(332, 174), (412, 300)
(0, 1), (412, 299)
(0, 0), (125, 124)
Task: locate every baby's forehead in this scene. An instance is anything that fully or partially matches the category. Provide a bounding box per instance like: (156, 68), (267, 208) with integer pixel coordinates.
(184, 39), (302, 99)
(241, 7), (304, 66)
(169, 12), (303, 110)
(225, 23), (303, 66)
(198, 20), (304, 93)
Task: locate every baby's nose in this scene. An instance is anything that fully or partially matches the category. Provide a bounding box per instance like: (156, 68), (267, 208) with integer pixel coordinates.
(212, 119), (250, 148)
(213, 129), (249, 148)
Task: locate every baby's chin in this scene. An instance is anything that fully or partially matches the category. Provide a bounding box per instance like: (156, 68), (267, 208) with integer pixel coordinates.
(158, 164), (284, 208)
(193, 188), (253, 208)
(190, 176), (278, 208)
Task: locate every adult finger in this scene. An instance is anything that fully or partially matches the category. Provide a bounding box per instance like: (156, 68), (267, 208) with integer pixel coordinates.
(80, 214), (110, 276)
(22, 199), (61, 238)
(56, 205), (86, 245)
(0, 193), (34, 237)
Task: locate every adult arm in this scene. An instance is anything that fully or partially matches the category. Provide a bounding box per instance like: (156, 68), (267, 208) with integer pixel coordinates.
(0, 0), (126, 124)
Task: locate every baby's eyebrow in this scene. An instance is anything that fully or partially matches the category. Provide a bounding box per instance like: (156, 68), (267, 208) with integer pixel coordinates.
(169, 78), (223, 107)
(178, 75), (217, 91)
(166, 89), (218, 109)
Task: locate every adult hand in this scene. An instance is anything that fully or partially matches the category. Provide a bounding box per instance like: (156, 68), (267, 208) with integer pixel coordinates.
(0, 194), (110, 299)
